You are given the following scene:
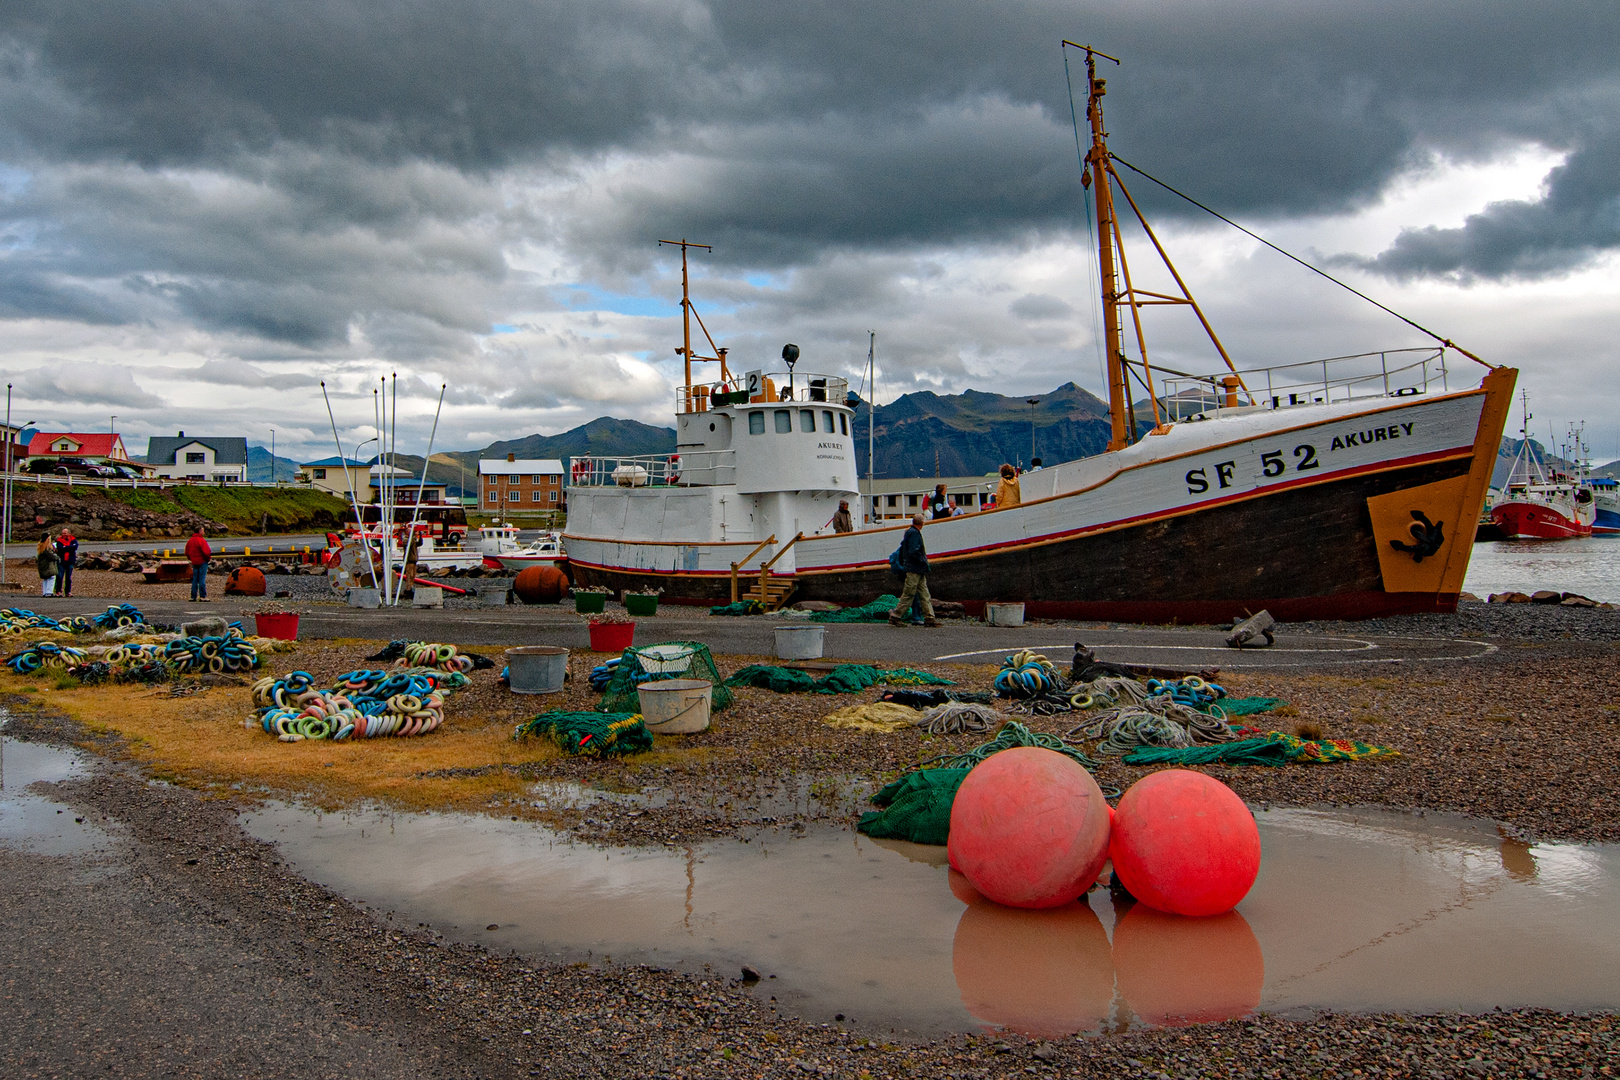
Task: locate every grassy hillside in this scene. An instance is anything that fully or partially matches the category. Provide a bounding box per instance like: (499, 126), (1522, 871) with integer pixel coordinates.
(27, 483), (351, 537)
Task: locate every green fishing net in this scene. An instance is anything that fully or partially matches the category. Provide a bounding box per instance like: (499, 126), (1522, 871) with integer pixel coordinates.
(808, 595), (902, 623)
(857, 768), (970, 846)
(724, 663), (952, 694)
(597, 641), (734, 714)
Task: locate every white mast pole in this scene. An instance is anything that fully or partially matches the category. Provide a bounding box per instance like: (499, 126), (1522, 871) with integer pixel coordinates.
(393, 384), (446, 605)
(867, 331), (876, 525)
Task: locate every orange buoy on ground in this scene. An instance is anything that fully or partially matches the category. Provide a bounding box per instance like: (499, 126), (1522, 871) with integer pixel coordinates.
(1110, 769), (1260, 917)
(953, 898), (1114, 1037)
(1112, 905), (1264, 1025)
(946, 747), (1110, 909)
(513, 565), (568, 604)
(225, 566), (266, 596)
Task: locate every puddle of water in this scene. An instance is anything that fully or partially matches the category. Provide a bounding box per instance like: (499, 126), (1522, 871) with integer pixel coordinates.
(241, 800), (1620, 1036)
(0, 735), (119, 856)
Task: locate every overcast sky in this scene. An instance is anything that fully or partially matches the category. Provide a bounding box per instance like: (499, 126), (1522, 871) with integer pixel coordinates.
(1, 1), (1617, 461)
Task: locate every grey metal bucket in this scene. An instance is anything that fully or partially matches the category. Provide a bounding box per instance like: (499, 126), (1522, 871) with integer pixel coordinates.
(773, 624), (826, 660)
(506, 646), (569, 694)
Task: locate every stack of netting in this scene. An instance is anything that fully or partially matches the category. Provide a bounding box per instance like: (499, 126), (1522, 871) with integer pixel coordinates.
(993, 650), (1067, 699)
(247, 667), (467, 742)
(5, 641), (89, 672)
(724, 663), (952, 695)
(598, 642), (734, 713)
(163, 635), (259, 675)
(514, 710), (653, 756)
(807, 595), (903, 623)
(395, 641), (477, 673)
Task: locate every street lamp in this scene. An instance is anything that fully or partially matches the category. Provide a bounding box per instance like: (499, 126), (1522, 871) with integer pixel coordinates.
(1026, 398), (1040, 467)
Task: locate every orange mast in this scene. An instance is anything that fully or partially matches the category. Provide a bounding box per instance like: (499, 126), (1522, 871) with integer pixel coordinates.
(658, 239), (732, 410)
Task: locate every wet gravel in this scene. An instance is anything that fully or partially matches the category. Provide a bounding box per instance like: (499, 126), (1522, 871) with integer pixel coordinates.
(2, 708), (1614, 1078)
(1282, 597), (1620, 642)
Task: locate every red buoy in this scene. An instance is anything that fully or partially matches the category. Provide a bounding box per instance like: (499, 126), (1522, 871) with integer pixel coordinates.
(953, 899), (1114, 1036)
(1111, 770), (1260, 917)
(1112, 906), (1264, 1025)
(513, 565), (567, 604)
(947, 747), (1110, 909)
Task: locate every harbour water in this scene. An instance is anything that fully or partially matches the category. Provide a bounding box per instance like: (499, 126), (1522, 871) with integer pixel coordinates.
(1462, 538), (1620, 603)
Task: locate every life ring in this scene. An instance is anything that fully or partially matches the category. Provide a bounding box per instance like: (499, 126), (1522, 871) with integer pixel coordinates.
(667, 454), (680, 485)
(571, 457), (592, 484)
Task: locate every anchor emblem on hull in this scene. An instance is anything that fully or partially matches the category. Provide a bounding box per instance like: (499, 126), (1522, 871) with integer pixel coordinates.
(1389, 510), (1445, 563)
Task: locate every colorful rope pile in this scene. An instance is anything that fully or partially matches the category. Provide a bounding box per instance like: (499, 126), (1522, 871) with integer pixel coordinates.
(395, 641), (477, 673)
(247, 667), (467, 742)
(5, 641), (88, 672)
(514, 710), (653, 756)
(162, 635), (259, 675)
(0, 604), (146, 635)
(993, 650), (1067, 698)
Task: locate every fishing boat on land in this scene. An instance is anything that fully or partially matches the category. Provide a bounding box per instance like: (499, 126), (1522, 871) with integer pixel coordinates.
(561, 47), (1515, 621)
(1490, 401), (1593, 540)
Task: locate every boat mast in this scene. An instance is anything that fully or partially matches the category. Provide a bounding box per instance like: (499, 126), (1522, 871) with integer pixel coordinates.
(1081, 47), (1131, 451)
(658, 239), (731, 410)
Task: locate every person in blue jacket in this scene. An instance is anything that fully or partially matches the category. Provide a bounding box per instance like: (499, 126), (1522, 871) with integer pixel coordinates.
(888, 515), (939, 627)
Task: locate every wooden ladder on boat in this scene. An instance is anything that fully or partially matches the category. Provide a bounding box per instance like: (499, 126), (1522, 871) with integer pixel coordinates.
(730, 532), (803, 611)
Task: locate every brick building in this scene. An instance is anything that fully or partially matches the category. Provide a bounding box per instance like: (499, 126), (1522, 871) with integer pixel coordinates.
(478, 455), (564, 516)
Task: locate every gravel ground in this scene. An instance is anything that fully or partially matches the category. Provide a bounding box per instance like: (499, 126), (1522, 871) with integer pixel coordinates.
(2, 708), (1614, 1079)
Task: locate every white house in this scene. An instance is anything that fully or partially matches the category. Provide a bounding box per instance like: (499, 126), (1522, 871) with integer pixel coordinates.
(144, 433), (249, 482)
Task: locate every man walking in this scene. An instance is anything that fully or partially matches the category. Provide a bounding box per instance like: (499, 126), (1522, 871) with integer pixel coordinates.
(185, 525), (212, 601)
(53, 529), (78, 597)
(889, 514), (938, 627)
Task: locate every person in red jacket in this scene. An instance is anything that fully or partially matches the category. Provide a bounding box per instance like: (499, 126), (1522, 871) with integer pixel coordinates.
(185, 526), (212, 601)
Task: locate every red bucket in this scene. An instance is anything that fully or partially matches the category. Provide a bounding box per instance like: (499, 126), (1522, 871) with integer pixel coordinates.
(254, 612), (300, 640)
(588, 621), (635, 652)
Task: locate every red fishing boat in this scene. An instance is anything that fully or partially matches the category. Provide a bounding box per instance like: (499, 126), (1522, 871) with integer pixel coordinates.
(1489, 396), (1593, 540)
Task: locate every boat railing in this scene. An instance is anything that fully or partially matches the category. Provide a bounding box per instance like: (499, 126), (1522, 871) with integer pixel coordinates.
(567, 449), (736, 488)
(1157, 348), (1451, 421)
(677, 372), (851, 412)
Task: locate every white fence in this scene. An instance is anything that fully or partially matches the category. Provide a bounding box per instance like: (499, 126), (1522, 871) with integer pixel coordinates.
(0, 471), (310, 491)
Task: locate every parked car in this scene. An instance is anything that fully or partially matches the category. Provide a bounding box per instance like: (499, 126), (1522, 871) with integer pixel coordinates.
(30, 458), (118, 477)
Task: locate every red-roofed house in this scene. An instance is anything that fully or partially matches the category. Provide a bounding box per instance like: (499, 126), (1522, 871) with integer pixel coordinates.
(26, 433), (134, 463)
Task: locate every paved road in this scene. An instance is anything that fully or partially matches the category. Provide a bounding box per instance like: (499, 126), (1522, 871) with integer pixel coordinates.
(30, 595), (1513, 672)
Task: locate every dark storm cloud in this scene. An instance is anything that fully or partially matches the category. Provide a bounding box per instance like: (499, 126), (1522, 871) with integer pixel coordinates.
(1345, 127), (1620, 281)
(0, 0), (1616, 354)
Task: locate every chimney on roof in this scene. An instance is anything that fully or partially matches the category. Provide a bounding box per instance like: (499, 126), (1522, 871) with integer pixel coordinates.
(507, 452), (515, 462)
(177, 431), (184, 437)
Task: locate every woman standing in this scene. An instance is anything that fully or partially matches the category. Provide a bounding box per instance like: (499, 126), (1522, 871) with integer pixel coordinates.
(36, 532), (60, 597)
(994, 464), (1021, 510)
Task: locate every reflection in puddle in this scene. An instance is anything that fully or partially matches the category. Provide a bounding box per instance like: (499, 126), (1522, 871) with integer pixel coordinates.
(241, 799), (1620, 1036)
(0, 735), (118, 856)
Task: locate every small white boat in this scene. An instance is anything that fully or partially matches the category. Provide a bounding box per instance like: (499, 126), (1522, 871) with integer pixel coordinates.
(494, 531), (568, 573)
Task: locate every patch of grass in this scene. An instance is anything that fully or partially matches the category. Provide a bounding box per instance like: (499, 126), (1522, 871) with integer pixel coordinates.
(0, 666), (568, 819)
(1292, 720), (1325, 741)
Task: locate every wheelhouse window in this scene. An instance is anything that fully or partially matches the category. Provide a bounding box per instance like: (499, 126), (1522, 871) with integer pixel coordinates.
(774, 410), (792, 434)
(821, 411), (834, 433)
(839, 413), (848, 435)
(749, 411), (765, 435)
(799, 409), (815, 432)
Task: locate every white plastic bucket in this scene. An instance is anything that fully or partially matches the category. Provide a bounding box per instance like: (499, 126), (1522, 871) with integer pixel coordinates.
(506, 646), (569, 694)
(773, 624), (826, 660)
(346, 587), (380, 609)
(636, 679), (712, 734)
(986, 602), (1025, 627)
(637, 643), (698, 675)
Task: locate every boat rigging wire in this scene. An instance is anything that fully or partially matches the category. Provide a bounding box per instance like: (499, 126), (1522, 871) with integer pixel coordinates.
(1108, 154), (1491, 369)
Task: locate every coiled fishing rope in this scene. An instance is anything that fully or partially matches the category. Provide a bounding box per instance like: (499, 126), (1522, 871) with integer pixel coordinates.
(5, 641), (89, 672)
(993, 650), (1068, 699)
(247, 667), (466, 742)
(917, 701), (1003, 735)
